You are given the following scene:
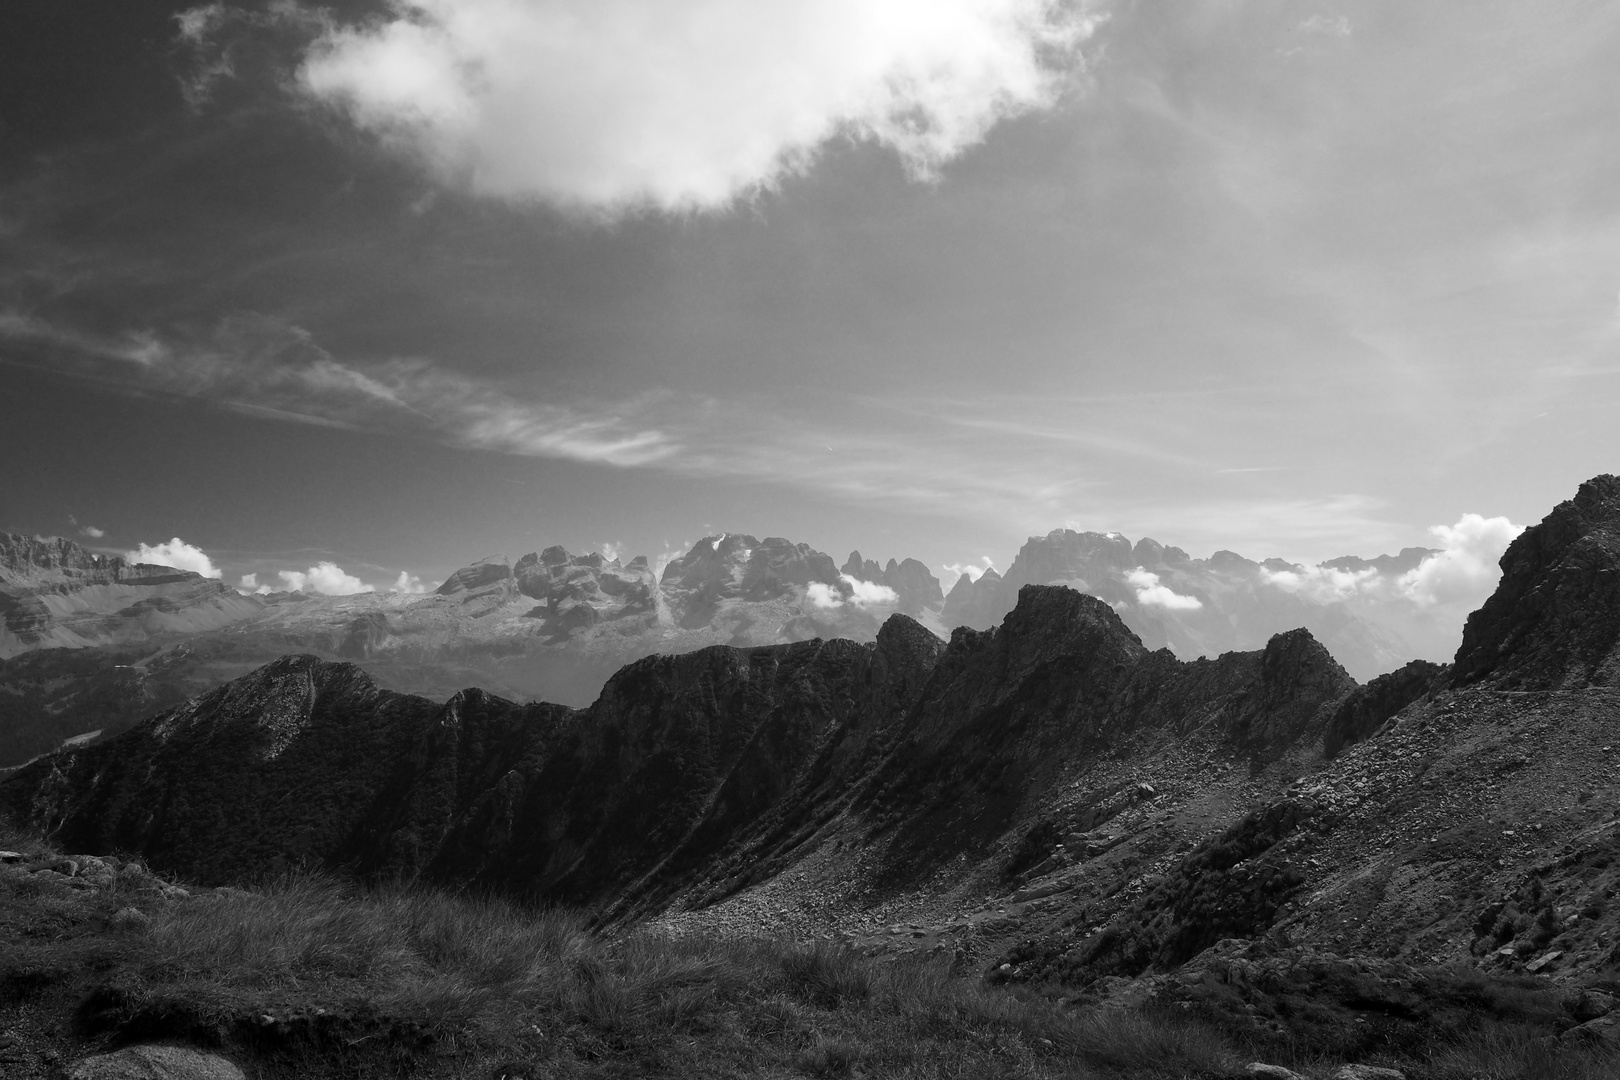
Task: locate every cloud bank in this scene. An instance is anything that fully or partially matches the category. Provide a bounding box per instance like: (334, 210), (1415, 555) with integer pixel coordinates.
(1259, 563), (1379, 603)
(1126, 567), (1202, 610)
(806, 574), (900, 610)
(241, 564), (376, 596)
(127, 538), (222, 579)
(1260, 514), (1523, 613)
(277, 562), (376, 596)
(1397, 514), (1524, 608)
(297, 0), (1100, 211)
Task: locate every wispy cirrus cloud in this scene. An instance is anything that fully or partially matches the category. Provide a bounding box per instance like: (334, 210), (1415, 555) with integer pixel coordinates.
(2, 306), (1418, 557)
(0, 311), (675, 468)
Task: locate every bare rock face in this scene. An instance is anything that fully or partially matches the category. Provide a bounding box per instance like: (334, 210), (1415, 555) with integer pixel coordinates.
(841, 551), (946, 614)
(1322, 658), (1448, 758)
(1452, 473), (1620, 689)
(433, 555), (513, 596)
(941, 566), (1007, 630)
(0, 532), (261, 658)
(338, 612), (391, 659)
(661, 534), (841, 616)
(513, 549), (658, 633)
(1217, 628), (1356, 755)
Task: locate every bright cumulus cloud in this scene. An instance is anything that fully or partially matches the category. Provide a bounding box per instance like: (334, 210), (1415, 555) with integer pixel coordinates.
(278, 562), (375, 596)
(390, 571), (429, 595)
(297, 0), (1100, 212)
(806, 574), (899, 609)
(1256, 513), (1523, 613)
(126, 538), (222, 579)
(1398, 514), (1523, 608)
(1126, 567), (1202, 610)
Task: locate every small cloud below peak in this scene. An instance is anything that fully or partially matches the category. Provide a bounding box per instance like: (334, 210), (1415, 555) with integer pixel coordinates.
(390, 571), (428, 595)
(806, 574), (899, 610)
(1126, 567), (1202, 610)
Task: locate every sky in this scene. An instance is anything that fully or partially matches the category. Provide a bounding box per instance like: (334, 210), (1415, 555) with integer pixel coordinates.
(1, 0), (1616, 596)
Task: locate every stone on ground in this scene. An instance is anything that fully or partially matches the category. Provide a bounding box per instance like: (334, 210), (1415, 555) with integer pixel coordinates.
(1245, 1064), (1304, 1079)
(1332, 1065), (1406, 1080)
(67, 1044), (245, 1080)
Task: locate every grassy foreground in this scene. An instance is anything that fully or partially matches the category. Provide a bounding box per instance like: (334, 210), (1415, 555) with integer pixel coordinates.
(2, 823), (1616, 1078)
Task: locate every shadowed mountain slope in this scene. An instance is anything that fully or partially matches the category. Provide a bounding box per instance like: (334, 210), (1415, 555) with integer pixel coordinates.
(995, 475), (1620, 993)
(1, 586), (1352, 929)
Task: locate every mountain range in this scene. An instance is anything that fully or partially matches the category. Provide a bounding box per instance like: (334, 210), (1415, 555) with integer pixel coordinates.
(2, 523), (1457, 770)
(5, 474), (1618, 1033)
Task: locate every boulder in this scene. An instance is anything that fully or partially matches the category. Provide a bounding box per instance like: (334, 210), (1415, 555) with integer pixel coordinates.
(1246, 1063), (1304, 1079)
(110, 906), (153, 932)
(1525, 950), (1562, 973)
(75, 855), (118, 888)
(67, 1044), (245, 1080)
(1570, 989), (1617, 1023)
(1563, 1013), (1620, 1048)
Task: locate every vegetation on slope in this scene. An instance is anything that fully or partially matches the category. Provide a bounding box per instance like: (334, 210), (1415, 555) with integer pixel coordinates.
(3, 817), (1618, 1080)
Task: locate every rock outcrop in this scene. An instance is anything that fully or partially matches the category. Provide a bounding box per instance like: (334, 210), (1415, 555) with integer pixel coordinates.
(1321, 658), (1448, 758)
(841, 551), (945, 614)
(433, 555), (513, 596)
(1452, 474), (1620, 690)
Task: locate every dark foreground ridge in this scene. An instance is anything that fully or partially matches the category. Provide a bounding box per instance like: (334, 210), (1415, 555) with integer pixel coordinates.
(1, 589), (1353, 922)
(4, 476), (1620, 1079)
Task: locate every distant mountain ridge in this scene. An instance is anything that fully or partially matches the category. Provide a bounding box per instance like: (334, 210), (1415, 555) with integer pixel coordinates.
(0, 524), (1450, 768)
(942, 528), (1436, 679)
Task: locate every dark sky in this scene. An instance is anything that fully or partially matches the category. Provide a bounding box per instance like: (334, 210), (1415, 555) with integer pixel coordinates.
(3, 0), (1616, 599)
